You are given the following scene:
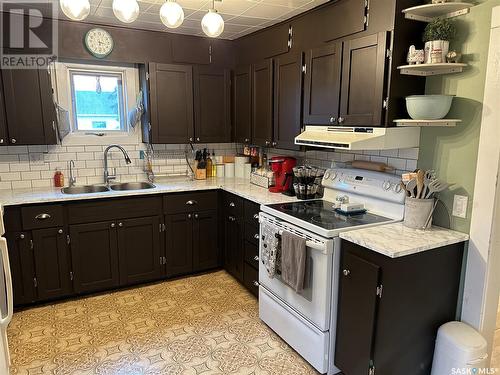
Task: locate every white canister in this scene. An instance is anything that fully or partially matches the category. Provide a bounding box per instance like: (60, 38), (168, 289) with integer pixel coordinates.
(235, 156), (250, 165)
(424, 40), (449, 64)
(216, 164), (225, 178)
(215, 156), (224, 164)
(235, 163), (245, 179)
(225, 163), (235, 178)
(244, 163), (252, 179)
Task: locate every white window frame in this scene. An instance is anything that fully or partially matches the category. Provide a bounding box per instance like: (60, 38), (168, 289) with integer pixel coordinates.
(51, 61), (141, 146)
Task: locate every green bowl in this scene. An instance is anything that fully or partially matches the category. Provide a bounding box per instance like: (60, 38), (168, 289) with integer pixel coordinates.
(406, 95), (454, 120)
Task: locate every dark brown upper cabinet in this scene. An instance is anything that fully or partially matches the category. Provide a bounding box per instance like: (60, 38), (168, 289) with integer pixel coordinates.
(149, 62), (194, 144)
(194, 66), (231, 143)
(32, 228), (72, 301)
(0, 77), (7, 146)
(273, 53), (303, 150)
(303, 43), (342, 125)
(319, 0), (367, 43)
(252, 60), (274, 147)
(117, 216), (163, 286)
(233, 65), (252, 144)
(171, 35), (210, 65)
(1, 69), (56, 145)
(340, 32), (388, 127)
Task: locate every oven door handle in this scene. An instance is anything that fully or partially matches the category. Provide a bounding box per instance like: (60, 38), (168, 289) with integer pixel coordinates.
(306, 240), (328, 254)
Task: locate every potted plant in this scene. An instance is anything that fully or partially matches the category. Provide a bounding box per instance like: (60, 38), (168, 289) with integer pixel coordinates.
(423, 18), (456, 64)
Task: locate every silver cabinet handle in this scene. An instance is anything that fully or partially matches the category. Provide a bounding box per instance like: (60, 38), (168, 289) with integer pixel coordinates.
(253, 214), (259, 220)
(58, 229), (63, 234)
(19, 234), (25, 239)
(10, 138), (16, 144)
(265, 141), (271, 146)
(254, 234), (259, 239)
(254, 256), (259, 261)
(196, 137), (200, 142)
(229, 202), (235, 208)
(272, 142), (277, 147)
(338, 117), (345, 124)
(343, 269), (351, 276)
(188, 214), (192, 219)
(228, 216), (236, 222)
(253, 281), (259, 287)
(244, 138), (250, 143)
(118, 222), (123, 227)
(186, 200), (198, 206)
(111, 223), (116, 228)
(35, 213), (51, 220)
(330, 117), (337, 124)
(189, 137), (193, 142)
(194, 214), (199, 219)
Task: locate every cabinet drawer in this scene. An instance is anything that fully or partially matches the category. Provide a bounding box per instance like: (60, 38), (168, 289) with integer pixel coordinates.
(21, 205), (64, 230)
(244, 240), (259, 268)
(243, 262), (259, 297)
(223, 193), (244, 217)
(245, 222), (259, 245)
(244, 200), (260, 224)
(164, 191), (217, 214)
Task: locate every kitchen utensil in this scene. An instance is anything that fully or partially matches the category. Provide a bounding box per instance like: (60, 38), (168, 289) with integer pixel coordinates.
(406, 95), (454, 120)
(423, 198), (440, 229)
(416, 170), (425, 199)
(351, 160), (394, 172)
(425, 180), (451, 199)
(400, 182), (411, 197)
(406, 179), (417, 198)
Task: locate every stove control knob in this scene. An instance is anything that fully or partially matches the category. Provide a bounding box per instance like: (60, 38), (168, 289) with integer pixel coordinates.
(382, 181), (391, 191)
(324, 171), (331, 180)
(331, 171), (338, 180)
(393, 183), (403, 193)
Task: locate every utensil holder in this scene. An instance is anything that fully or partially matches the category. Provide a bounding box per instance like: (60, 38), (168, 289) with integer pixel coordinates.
(404, 197), (435, 229)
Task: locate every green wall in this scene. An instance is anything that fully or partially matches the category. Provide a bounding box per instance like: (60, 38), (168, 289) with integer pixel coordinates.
(418, 0), (499, 233)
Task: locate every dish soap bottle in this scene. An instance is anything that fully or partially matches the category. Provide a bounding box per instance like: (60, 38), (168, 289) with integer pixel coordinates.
(206, 151), (213, 178)
(54, 169), (64, 187)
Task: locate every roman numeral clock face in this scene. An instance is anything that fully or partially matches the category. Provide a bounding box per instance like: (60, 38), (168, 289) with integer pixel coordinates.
(84, 28), (114, 59)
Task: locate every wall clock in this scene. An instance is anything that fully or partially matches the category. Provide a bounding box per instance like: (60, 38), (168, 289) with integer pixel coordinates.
(84, 28), (114, 59)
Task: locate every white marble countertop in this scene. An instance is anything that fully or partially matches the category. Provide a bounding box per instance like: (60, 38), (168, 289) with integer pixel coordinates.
(0, 177), (299, 207)
(339, 222), (469, 258)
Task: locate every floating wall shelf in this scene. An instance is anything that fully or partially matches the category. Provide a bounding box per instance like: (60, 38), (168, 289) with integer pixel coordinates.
(394, 119), (461, 127)
(398, 63), (467, 76)
(403, 2), (473, 22)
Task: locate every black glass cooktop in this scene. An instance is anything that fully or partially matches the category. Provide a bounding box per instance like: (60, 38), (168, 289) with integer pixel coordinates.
(266, 200), (392, 231)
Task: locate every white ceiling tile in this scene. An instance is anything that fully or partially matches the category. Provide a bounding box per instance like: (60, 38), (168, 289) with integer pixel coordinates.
(241, 3), (292, 19)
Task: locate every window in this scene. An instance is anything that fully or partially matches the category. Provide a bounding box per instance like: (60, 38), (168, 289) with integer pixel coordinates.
(70, 71), (126, 132)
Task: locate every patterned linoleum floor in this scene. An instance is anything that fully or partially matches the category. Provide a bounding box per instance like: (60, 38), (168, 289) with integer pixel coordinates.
(7, 271), (319, 375)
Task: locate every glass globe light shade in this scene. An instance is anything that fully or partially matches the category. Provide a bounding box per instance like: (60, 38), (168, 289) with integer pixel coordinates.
(201, 9), (224, 38)
(160, 1), (184, 29)
(60, 0), (90, 21)
(112, 0), (140, 23)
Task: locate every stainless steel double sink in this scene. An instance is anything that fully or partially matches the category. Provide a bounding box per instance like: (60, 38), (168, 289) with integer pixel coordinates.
(61, 182), (155, 195)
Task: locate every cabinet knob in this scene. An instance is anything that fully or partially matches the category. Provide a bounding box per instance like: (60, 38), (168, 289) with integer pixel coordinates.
(229, 202), (235, 208)
(265, 141), (271, 146)
(343, 269), (351, 276)
(118, 222), (123, 227)
(329, 117), (336, 124)
(228, 216), (236, 222)
(254, 233), (259, 240)
(19, 234), (25, 239)
(58, 229), (63, 234)
(253, 214), (259, 220)
(111, 223), (116, 228)
(254, 256), (259, 262)
(194, 214), (199, 219)
(253, 281), (259, 287)
(338, 117), (345, 124)
(0, 139), (4, 144)
(244, 138), (250, 143)
(272, 142), (277, 147)
(10, 138), (17, 144)
(189, 137), (193, 142)
(196, 137), (200, 142)
(188, 214), (192, 219)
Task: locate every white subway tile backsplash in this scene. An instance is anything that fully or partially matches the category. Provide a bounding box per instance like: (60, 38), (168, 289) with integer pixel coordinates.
(1, 172), (21, 181)
(399, 148), (419, 160)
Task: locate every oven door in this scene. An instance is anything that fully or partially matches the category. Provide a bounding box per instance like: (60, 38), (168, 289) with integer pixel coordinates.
(259, 213), (338, 331)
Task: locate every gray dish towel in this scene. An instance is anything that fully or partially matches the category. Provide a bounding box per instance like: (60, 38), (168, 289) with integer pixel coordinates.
(281, 231), (306, 293)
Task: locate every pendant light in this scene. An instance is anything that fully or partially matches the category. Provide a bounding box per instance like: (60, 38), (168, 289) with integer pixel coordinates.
(201, 0), (224, 38)
(60, 0), (90, 21)
(160, 0), (184, 29)
(112, 0), (140, 23)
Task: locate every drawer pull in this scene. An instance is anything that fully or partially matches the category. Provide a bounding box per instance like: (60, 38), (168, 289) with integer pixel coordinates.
(229, 202), (235, 208)
(253, 256), (259, 261)
(253, 281), (259, 287)
(58, 229), (63, 234)
(35, 213), (51, 220)
(254, 234), (259, 240)
(253, 214), (259, 220)
(186, 200), (198, 206)
(228, 216), (236, 222)
(343, 269), (351, 276)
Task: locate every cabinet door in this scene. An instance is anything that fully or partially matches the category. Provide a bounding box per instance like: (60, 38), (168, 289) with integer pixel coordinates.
(117, 216), (162, 286)
(4, 232), (35, 306)
(273, 53), (303, 150)
(1, 69), (56, 145)
(233, 65), (252, 144)
(69, 222), (120, 294)
(224, 213), (244, 282)
(0, 76), (7, 146)
(335, 251), (380, 375)
(340, 32), (388, 126)
(303, 44), (342, 125)
(193, 210), (218, 272)
(194, 66), (231, 143)
(32, 228), (72, 300)
(149, 63), (194, 143)
(252, 60), (273, 147)
(165, 213), (193, 277)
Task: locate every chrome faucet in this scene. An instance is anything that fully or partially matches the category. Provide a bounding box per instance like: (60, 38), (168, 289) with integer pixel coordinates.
(68, 160), (76, 187)
(104, 145), (132, 185)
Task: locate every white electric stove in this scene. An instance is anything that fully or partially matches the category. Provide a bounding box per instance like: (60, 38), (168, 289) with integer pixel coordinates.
(258, 168), (406, 374)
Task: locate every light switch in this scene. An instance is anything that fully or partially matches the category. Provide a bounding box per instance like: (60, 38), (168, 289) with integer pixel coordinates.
(452, 195), (468, 219)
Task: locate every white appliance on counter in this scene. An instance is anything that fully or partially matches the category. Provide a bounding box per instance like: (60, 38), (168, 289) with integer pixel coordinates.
(0, 208), (13, 374)
(258, 168), (406, 374)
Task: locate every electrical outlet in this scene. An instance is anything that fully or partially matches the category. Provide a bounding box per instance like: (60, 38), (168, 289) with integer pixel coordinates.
(452, 195), (468, 219)
(29, 153), (44, 165)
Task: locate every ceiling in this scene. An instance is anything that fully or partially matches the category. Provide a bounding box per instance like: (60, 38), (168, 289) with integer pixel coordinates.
(49, 0), (330, 40)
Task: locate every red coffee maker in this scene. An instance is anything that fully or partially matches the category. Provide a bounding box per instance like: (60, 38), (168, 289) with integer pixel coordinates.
(269, 156), (297, 193)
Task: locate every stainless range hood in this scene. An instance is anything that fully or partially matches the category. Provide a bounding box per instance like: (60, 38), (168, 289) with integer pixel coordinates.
(295, 126), (421, 151)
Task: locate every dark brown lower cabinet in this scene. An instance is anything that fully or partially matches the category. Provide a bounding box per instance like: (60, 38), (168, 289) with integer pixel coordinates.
(165, 213), (193, 278)
(32, 228), (72, 300)
(224, 213), (244, 282)
(69, 221), (120, 294)
(117, 216), (162, 286)
(5, 232), (35, 305)
(193, 210), (218, 272)
(336, 240), (465, 375)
